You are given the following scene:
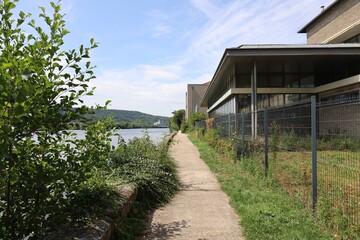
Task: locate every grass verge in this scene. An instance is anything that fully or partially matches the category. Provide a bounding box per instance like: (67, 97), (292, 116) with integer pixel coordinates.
(188, 134), (332, 240)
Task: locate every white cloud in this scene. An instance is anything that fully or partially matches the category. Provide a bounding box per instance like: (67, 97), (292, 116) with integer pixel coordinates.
(189, 0), (218, 19)
(146, 9), (173, 38)
(152, 24), (172, 37)
(83, 0), (336, 116)
(174, 0), (335, 84)
(83, 64), (186, 116)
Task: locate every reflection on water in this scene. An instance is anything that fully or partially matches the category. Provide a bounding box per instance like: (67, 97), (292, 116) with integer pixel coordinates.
(72, 128), (170, 147)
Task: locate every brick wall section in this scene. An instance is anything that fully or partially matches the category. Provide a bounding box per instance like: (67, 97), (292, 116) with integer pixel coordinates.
(307, 0), (360, 43)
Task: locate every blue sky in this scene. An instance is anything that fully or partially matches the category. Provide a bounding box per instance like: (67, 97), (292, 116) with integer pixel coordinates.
(16, 0), (334, 117)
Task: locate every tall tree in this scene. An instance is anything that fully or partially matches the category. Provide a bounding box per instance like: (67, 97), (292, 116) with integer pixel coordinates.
(169, 109), (185, 131)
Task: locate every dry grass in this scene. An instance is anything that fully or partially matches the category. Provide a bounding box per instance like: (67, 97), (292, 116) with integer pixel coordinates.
(265, 150), (360, 238)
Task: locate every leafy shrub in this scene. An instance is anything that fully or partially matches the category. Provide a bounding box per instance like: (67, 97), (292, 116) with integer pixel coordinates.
(180, 121), (189, 133)
(318, 136), (360, 151)
(193, 127), (205, 139)
(111, 134), (179, 207)
(0, 2), (117, 238)
(204, 128), (220, 147)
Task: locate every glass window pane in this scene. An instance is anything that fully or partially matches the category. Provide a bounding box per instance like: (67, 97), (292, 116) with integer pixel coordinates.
(285, 74), (299, 87)
(269, 62), (282, 72)
(300, 62), (313, 73)
(284, 62), (298, 73)
(257, 62), (267, 73)
(300, 74), (314, 87)
(285, 94), (299, 104)
(236, 73), (251, 87)
(270, 75), (283, 87)
(257, 75), (268, 87)
(300, 94), (312, 101)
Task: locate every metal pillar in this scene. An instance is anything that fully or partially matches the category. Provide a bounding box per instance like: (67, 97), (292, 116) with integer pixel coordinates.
(251, 60), (257, 139)
(311, 96), (317, 213)
(264, 107), (269, 177)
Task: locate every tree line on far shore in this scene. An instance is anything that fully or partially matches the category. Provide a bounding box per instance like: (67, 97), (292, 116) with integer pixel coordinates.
(68, 109), (170, 129)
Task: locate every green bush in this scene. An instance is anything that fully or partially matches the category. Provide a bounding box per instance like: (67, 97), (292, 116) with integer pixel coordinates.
(318, 135), (360, 151)
(204, 128), (220, 147)
(180, 120), (189, 133)
(111, 133), (179, 207)
(0, 1), (117, 238)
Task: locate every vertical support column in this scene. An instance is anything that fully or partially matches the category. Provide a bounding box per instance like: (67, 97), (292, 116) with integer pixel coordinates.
(241, 113), (245, 158)
(311, 96), (317, 213)
(264, 107), (269, 177)
(234, 96), (238, 135)
(251, 60), (257, 139)
(232, 63), (236, 88)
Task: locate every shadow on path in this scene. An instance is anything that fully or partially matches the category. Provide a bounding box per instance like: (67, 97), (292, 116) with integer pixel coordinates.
(140, 220), (189, 239)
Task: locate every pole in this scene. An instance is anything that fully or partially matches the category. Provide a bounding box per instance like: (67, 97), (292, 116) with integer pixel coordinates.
(311, 96), (317, 213)
(264, 107), (269, 177)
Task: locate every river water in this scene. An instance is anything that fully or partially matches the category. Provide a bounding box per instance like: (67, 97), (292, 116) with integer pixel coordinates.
(72, 128), (170, 147)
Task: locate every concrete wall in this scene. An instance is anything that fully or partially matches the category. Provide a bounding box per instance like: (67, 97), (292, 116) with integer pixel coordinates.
(306, 0), (360, 44)
(186, 84), (209, 119)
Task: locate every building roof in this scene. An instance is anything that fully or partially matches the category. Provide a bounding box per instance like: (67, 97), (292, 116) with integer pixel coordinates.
(234, 43), (360, 52)
(298, 0), (340, 33)
(201, 43), (360, 107)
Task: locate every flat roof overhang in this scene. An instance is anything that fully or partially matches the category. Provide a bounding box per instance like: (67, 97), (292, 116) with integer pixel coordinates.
(201, 44), (360, 108)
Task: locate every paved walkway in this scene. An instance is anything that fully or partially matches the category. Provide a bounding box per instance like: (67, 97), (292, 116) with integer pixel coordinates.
(140, 133), (244, 240)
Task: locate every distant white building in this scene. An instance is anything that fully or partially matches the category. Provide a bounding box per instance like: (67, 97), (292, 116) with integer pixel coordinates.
(153, 120), (161, 126)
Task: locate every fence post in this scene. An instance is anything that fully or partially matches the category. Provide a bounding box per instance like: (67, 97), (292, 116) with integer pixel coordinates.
(241, 113), (245, 157)
(264, 107), (269, 177)
(311, 96), (317, 213)
(228, 114), (231, 138)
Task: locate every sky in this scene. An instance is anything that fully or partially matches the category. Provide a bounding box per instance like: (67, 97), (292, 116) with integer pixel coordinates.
(15, 0), (334, 117)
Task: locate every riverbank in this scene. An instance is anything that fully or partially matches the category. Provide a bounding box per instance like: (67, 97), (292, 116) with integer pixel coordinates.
(41, 130), (178, 239)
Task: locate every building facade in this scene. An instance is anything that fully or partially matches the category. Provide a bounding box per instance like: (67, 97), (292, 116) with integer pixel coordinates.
(200, 0), (360, 136)
(202, 0), (360, 114)
(185, 83), (209, 119)
(202, 44), (360, 116)
(299, 0), (360, 44)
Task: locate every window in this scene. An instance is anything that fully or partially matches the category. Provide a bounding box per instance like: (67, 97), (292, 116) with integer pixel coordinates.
(300, 74), (314, 87)
(285, 94), (300, 104)
(257, 74), (268, 87)
(236, 73), (251, 87)
(285, 74), (299, 87)
(270, 75), (283, 87)
(284, 62), (298, 73)
(238, 94), (251, 112)
(269, 62), (282, 72)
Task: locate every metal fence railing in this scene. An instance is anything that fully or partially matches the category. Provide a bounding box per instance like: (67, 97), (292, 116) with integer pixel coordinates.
(196, 96), (360, 234)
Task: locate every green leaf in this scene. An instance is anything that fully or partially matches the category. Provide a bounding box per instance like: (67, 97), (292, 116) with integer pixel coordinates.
(0, 62), (13, 69)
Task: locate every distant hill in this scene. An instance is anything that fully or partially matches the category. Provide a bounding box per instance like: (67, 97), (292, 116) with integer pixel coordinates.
(89, 109), (169, 128)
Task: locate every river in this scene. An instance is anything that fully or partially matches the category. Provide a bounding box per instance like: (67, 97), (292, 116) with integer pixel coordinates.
(72, 128), (170, 147)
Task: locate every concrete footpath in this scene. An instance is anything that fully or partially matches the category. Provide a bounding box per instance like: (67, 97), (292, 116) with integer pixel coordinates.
(140, 133), (244, 240)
